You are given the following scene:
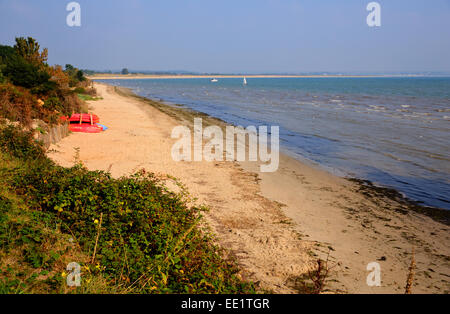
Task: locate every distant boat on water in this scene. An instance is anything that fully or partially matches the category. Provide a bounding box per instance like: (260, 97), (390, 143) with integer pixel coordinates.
(211, 78), (218, 83)
(243, 77), (247, 85)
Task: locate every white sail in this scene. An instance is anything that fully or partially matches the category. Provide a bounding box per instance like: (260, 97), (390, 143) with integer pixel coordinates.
(243, 77), (247, 85)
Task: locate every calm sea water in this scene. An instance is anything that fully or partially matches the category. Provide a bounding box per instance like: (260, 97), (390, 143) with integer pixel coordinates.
(98, 77), (450, 209)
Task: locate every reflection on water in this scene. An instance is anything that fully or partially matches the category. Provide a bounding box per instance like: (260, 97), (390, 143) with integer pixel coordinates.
(98, 77), (450, 209)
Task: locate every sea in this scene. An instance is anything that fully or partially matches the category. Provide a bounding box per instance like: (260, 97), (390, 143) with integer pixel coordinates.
(97, 77), (450, 210)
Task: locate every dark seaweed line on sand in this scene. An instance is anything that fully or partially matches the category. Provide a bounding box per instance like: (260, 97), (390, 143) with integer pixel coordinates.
(348, 178), (449, 226)
(109, 84), (450, 226)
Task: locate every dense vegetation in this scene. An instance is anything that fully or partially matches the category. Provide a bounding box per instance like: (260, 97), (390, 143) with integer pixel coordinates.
(0, 37), (254, 294)
(0, 124), (254, 294)
(0, 37), (92, 126)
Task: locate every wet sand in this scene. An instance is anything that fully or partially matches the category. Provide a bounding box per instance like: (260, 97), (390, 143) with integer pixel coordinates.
(47, 83), (449, 294)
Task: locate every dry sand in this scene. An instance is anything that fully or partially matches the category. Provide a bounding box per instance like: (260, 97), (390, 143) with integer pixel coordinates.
(48, 83), (449, 294)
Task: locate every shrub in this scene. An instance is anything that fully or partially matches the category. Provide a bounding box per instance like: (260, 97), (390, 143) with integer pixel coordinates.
(1, 39), (58, 96)
(0, 62), (6, 84)
(10, 165), (253, 293)
(13, 37), (48, 69)
(65, 64), (86, 87)
(73, 87), (86, 94)
(4, 54), (51, 90)
(43, 97), (63, 112)
(0, 125), (254, 294)
(0, 71), (5, 84)
(76, 70), (86, 82)
(30, 79), (57, 95)
(0, 123), (46, 160)
(0, 45), (16, 61)
(48, 65), (70, 90)
(62, 93), (83, 115)
(0, 82), (84, 126)
(0, 38), (93, 130)
(84, 87), (97, 96)
(0, 83), (35, 125)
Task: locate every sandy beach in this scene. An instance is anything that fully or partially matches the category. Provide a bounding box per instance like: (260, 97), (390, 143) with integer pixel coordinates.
(47, 83), (450, 294)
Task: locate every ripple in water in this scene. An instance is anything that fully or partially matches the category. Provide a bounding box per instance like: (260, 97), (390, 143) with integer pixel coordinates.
(98, 77), (450, 209)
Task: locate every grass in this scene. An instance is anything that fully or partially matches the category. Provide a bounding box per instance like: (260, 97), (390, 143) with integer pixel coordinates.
(77, 93), (103, 102)
(0, 123), (255, 294)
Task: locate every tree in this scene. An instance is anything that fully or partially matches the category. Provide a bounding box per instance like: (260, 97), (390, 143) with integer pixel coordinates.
(76, 70), (86, 81)
(0, 64), (5, 83)
(0, 45), (15, 83)
(0, 40), (53, 93)
(65, 64), (75, 72)
(14, 37), (48, 69)
(121, 68), (129, 75)
(0, 51), (9, 84)
(4, 54), (50, 89)
(0, 45), (16, 61)
(64, 64), (85, 86)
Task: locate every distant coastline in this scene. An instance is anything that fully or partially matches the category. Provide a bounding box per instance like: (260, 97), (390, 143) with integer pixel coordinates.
(87, 73), (432, 80)
(97, 76), (450, 210)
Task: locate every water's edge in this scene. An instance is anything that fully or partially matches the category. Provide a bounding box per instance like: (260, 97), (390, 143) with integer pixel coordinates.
(107, 83), (450, 226)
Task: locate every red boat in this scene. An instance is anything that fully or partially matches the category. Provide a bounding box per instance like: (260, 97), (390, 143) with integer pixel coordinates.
(66, 113), (103, 133)
(69, 124), (103, 133)
(69, 113), (100, 124)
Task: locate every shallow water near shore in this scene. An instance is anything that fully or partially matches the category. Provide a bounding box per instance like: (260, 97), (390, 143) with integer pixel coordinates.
(97, 77), (450, 210)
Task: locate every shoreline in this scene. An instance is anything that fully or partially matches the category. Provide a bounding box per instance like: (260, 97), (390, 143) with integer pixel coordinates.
(47, 82), (450, 293)
(88, 74), (433, 80)
(113, 84), (450, 225)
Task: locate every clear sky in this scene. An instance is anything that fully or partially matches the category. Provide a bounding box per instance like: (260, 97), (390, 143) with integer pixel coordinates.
(1, 0), (450, 73)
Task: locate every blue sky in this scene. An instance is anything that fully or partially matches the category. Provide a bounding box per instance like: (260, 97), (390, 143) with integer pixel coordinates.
(1, 0), (450, 73)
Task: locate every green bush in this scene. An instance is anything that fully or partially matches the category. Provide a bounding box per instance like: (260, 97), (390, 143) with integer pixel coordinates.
(73, 87), (86, 94)
(65, 64), (86, 87)
(76, 70), (85, 82)
(0, 124), (46, 160)
(0, 39), (86, 125)
(3, 54), (51, 91)
(0, 83), (36, 125)
(12, 166), (251, 293)
(0, 124), (254, 294)
(0, 63), (6, 83)
(43, 97), (63, 112)
(0, 45), (16, 61)
(30, 80), (57, 95)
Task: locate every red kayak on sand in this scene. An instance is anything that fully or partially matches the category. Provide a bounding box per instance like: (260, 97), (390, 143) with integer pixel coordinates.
(65, 113), (104, 133)
(60, 114), (100, 124)
(69, 113), (100, 124)
(69, 124), (103, 133)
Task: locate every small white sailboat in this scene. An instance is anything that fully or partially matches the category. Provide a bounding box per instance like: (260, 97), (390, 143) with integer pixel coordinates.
(211, 78), (218, 83)
(243, 77), (247, 85)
